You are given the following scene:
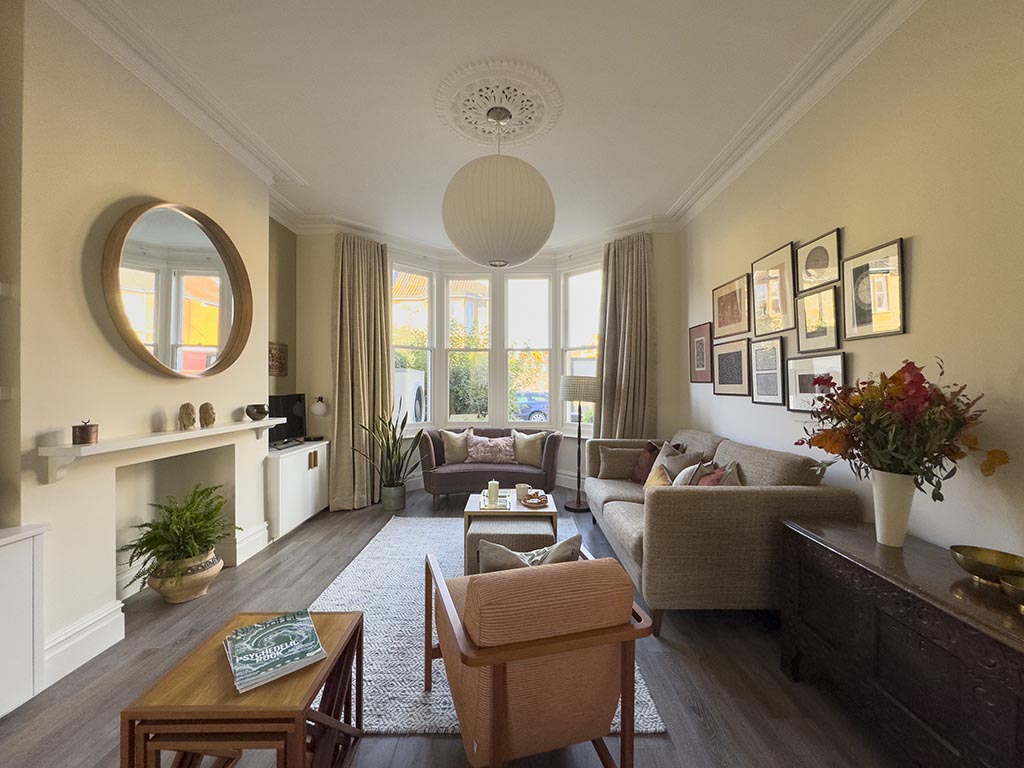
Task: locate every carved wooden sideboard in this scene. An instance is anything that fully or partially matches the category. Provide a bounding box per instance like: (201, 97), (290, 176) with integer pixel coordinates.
(782, 520), (1024, 768)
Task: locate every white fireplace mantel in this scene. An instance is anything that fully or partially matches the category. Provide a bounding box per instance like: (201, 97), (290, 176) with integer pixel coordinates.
(37, 418), (287, 483)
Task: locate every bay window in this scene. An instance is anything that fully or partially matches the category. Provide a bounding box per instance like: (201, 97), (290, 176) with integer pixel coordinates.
(506, 277), (551, 422)
(391, 268), (432, 423)
(446, 278), (490, 422)
(563, 267), (601, 424)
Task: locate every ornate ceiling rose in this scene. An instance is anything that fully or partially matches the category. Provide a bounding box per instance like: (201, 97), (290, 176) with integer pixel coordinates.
(434, 59), (563, 147)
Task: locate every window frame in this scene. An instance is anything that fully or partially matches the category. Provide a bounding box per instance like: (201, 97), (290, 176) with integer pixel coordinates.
(504, 273), (555, 427)
(444, 272), (493, 427)
(560, 262), (602, 435)
(390, 263), (436, 428)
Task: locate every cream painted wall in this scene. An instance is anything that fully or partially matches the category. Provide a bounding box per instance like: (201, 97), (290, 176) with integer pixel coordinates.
(679, 0), (1024, 551)
(269, 217), (297, 395)
(16, 0), (271, 674)
(295, 233), (337, 440)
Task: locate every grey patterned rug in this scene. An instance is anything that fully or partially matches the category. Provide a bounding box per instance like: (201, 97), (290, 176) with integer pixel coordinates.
(311, 516), (666, 734)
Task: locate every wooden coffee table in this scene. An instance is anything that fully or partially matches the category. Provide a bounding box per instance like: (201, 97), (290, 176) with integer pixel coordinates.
(463, 492), (558, 537)
(121, 611), (363, 768)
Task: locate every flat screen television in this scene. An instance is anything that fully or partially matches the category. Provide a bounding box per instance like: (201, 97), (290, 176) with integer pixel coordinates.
(269, 393), (306, 445)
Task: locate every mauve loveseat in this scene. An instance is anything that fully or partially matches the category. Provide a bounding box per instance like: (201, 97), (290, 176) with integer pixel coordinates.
(419, 428), (562, 510)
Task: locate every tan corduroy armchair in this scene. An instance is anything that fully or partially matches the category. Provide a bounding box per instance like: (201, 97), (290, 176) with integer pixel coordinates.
(424, 554), (652, 768)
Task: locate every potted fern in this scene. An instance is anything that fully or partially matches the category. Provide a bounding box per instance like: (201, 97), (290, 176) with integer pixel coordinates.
(355, 405), (423, 511)
(119, 484), (239, 603)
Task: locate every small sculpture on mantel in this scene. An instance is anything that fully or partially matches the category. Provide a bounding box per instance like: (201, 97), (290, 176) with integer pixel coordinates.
(199, 402), (216, 428)
(179, 402), (197, 431)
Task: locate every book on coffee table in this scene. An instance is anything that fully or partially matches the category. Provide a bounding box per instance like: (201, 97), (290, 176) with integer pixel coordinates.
(223, 610), (327, 693)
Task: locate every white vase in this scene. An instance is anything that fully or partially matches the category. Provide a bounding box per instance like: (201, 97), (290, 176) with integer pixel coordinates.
(872, 470), (916, 547)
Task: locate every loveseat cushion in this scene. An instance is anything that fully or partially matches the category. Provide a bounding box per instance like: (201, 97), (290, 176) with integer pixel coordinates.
(601, 502), (645, 569)
(431, 462), (545, 482)
(712, 440), (823, 486)
(584, 478), (645, 515)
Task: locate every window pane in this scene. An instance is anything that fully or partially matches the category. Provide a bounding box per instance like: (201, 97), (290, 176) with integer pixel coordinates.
(394, 348), (430, 423)
(119, 267), (157, 345)
(392, 270), (429, 346)
(449, 351), (488, 421)
(448, 279), (489, 348)
(564, 349), (598, 424)
(508, 350), (550, 422)
(180, 274), (221, 346)
(507, 278), (550, 348)
(566, 269), (601, 348)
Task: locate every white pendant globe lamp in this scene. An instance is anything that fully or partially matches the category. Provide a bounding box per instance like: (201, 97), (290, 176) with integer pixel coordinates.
(442, 106), (555, 268)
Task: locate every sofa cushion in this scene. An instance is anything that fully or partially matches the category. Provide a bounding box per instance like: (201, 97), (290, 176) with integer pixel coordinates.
(440, 428), (473, 464)
(712, 440), (823, 486)
(670, 429), (726, 461)
(466, 434), (516, 463)
(653, 447), (703, 480)
(630, 441), (682, 484)
(643, 465), (672, 490)
(601, 502), (645, 567)
(512, 429), (545, 468)
(597, 447), (642, 479)
(478, 535), (583, 574)
(585, 478), (645, 515)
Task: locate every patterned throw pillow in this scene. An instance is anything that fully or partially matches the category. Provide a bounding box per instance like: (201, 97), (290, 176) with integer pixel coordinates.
(465, 434), (516, 464)
(629, 441), (682, 484)
(440, 428), (473, 464)
(512, 429), (546, 468)
(478, 535), (583, 574)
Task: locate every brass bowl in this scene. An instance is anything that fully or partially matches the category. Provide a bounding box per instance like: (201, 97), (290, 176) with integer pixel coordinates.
(950, 545), (1024, 586)
(1000, 575), (1024, 614)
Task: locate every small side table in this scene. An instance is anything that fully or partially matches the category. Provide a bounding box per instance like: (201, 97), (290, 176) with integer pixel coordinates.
(121, 611), (363, 768)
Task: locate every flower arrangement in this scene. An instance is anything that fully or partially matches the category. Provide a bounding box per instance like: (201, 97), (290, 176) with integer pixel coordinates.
(796, 359), (1008, 501)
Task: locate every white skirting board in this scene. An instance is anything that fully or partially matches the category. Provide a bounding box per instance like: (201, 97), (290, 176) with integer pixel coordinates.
(43, 600), (124, 688)
(232, 522), (269, 565)
(556, 470), (581, 490)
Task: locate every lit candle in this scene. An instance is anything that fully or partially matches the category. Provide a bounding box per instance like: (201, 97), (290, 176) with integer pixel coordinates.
(488, 479), (499, 505)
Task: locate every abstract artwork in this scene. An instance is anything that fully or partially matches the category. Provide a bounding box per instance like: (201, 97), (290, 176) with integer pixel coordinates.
(751, 243), (795, 336)
(796, 285), (840, 353)
(712, 275), (750, 339)
(269, 342), (288, 377)
(713, 338), (750, 396)
(795, 229), (841, 292)
(843, 238), (905, 340)
(689, 322), (713, 383)
(751, 336), (784, 405)
(787, 352), (845, 412)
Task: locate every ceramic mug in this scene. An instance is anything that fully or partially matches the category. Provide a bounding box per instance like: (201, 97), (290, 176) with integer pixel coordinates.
(516, 483), (532, 502)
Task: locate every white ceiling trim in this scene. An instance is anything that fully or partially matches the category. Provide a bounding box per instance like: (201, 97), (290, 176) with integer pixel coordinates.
(45, 0), (308, 187)
(667, 0), (927, 225)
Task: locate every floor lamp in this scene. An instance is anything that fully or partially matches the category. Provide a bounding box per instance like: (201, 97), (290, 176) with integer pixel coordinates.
(559, 375), (601, 513)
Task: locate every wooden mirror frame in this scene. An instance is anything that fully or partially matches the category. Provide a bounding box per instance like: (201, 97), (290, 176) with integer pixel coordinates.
(102, 202), (254, 378)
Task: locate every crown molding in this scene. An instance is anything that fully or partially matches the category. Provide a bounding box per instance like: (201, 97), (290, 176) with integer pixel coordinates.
(45, 0), (307, 187)
(668, 0), (926, 225)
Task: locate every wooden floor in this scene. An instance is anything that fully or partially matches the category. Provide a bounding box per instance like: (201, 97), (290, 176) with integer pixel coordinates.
(0, 488), (896, 768)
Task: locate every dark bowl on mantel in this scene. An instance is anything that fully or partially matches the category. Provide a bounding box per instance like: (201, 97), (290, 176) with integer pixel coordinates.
(1001, 575), (1024, 615)
(245, 403), (269, 421)
(950, 545), (1024, 586)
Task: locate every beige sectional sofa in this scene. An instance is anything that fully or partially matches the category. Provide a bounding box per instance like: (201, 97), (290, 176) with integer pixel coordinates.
(584, 429), (860, 634)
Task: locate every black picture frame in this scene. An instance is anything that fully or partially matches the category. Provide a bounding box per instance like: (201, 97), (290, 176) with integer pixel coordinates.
(712, 338), (751, 397)
(842, 238), (905, 341)
(786, 352), (846, 413)
(796, 285), (840, 354)
(712, 274), (751, 339)
(750, 336), (785, 406)
(751, 243), (796, 337)
(689, 322), (713, 384)
(795, 228), (841, 293)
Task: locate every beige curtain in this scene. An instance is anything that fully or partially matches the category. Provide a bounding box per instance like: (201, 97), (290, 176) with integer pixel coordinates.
(330, 233), (393, 510)
(594, 232), (657, 438)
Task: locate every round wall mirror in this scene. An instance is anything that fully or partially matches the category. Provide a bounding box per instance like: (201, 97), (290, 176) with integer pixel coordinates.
(102, 203), (253, 377)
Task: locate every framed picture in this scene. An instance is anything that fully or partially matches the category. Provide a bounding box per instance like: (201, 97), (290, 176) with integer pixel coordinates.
(795, 228), (841, 292)
(713, 338), (750, 396)
(712, 274), (750, 339)
(689, 322), (713, 383)
(268, 342), (288, 377)
(796, 285), (839, 353)
(750, 336), (785, 405)
(787, 352), (845, 413)
(843, 238), (905, 340)
(751, 243), (796, 336)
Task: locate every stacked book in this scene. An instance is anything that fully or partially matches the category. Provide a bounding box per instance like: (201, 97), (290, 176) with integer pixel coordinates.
(223, 610), (327, 693)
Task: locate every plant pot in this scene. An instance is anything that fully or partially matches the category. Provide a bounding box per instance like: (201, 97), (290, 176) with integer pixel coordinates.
(872, 470), (916, 547)
(147, 549), (224, 604)
(381, 484), (407, 511)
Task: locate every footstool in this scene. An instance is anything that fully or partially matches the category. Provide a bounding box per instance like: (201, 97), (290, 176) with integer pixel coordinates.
(464, 517), (556, 575)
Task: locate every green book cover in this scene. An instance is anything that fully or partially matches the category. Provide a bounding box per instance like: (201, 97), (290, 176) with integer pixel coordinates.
(224, 610), (326, 692)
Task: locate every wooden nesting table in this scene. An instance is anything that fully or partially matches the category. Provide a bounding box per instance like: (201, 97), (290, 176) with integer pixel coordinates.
(121, 611), (363, 768)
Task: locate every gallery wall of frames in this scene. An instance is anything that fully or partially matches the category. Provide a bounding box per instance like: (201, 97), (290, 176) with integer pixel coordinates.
(689, 228), (905, 412)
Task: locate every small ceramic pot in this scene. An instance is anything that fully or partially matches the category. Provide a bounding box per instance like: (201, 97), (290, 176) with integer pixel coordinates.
(245, 403), (269, 421)
(147, 549), (224, 604)
(381, 484), (407, 511)
(72, 422), (99, 445)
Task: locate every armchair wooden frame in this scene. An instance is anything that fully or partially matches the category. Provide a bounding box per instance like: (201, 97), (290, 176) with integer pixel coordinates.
(424, 551), (653, 768)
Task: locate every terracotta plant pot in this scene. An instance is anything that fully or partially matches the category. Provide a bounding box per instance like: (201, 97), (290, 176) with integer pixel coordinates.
(147, 549), (224, 604)
(381, 484), (407, 511)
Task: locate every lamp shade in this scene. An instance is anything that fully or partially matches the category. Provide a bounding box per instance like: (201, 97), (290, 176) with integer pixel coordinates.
(559, 375), (600, 404)
(442, 154), (555, 268)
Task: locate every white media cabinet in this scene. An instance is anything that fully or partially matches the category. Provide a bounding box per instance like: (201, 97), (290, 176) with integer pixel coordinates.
(266, 440), (330, 540)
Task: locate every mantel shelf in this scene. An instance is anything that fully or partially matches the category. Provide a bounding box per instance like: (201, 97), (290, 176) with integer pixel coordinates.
(37, 418), (288, 484)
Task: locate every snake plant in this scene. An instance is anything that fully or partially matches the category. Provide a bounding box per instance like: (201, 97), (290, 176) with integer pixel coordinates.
(355, 403), (424, 488)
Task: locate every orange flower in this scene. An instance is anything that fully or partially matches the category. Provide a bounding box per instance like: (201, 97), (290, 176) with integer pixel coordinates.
(809, 428), (851, 456)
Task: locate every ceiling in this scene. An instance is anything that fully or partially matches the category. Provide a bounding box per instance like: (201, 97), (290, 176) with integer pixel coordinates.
(65, 0), (907, 253)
